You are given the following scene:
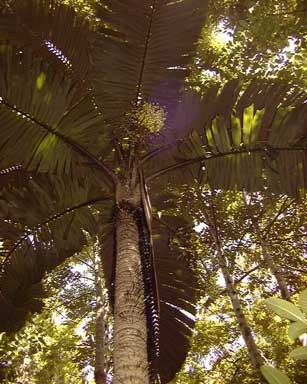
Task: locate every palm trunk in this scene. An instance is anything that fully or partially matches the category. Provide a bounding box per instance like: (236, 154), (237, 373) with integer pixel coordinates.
(94, 240), (106, 384)
(113, 202), (149, 384)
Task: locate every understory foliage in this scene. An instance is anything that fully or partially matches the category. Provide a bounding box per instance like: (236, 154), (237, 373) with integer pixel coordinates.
(1, 252), (112, 384)
(0, 0), (307, 383)
(172, 187), (307, 384)
(1, 312), (87, 384)
(0, 265), (92, 383)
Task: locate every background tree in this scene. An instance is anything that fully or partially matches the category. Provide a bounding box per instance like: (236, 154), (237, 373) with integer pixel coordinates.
(1, 248), (113, 384)
(171, 186), (307, 384)
(194, 0), (307, 85)
(0, 274), (92, 383)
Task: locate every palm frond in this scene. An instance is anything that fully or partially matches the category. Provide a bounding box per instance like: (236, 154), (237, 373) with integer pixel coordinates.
(91, 0), (208, 121)
(145, 80), (307, 196)
(0, 165), (27, 189)
(0, 44), (114, 182)
(0, 0), (91, 80)
(152, 217), (198, 383)
(0, 175), (110, 332)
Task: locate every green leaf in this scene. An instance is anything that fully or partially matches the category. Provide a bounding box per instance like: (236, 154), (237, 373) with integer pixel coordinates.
(260, 366), (292, 384)
(231, 114), (241, 146)
(265, 298), (306, 323)
(298, 289), (307, 315)
(243, 104), (254, 144)
(288, 321), (307, 341)
(289, 346), (307, 360)
(250, 108), (264, 144)
(36, 72), (46, 90)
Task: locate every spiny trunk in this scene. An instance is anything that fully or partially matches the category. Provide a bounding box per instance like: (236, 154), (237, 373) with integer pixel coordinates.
(259, 236), (291, 301)
(94, 240), (106, 384)
(113, 203), (149, 384)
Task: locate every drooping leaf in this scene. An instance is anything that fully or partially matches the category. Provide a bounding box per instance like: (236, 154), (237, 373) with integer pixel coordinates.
(265, 298), (306, 323)
(289, 346), (307, 360)
(288, 321), (307, 341)
(298, 289), (307, 315)
(288, 321), (307, 340)
(260, 365), (292, 384)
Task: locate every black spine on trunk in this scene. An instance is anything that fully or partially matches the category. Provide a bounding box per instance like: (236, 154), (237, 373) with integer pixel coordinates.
(113, 202), (160, 383)
(134, 207), (160, 383)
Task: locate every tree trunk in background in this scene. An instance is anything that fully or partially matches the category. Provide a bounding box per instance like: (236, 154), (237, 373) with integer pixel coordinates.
(257, 232), (307, 346)
(113, 204), (149, 384)
(94, 240), (106, 384)
(215, 244), (265, 379)
(258, 235), (291, 301)
(207, 217), (265, 383)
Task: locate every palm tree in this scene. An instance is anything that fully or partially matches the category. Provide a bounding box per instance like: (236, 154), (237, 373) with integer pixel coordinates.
(0, 1), (207, 383)
(0, 1), (307, 383)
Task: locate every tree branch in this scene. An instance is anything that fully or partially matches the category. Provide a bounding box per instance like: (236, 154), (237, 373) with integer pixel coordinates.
(72, 255), (94, 271)
(235, 265), (260, 285)
(261, 198), (295, 240)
